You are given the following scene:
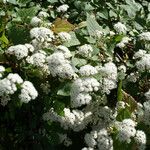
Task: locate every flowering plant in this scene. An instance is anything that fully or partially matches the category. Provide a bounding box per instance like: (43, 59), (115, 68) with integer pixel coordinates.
(0, 0), (150, 149)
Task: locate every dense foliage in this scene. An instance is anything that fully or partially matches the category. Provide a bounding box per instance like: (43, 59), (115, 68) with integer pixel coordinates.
(0, 0), (150, 149)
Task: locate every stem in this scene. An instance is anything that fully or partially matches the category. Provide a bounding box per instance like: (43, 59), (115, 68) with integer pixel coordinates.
(117, 79), (123, 101)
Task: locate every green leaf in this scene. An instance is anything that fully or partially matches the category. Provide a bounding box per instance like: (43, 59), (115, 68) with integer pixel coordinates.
(7, 0), (17, 4)
(0, 32), (9, 45)
(47, 0), (58, 3)
(72, 57), (87, 67)
(97, 9), (109, 20)
(8, 24), (31, 44)
(64, 31), (80, 47)
(17, 6), (39, 23)
(57, 82), (72, 96)
(86, 13), (102, 36)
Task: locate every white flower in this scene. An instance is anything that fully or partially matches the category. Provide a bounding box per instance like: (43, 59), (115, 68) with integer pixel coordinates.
(81, 147), (94, 150)
(134, 130), (146, 146)
(118, 65), (126, 73)
(47, 51), (76, 79)
(78, 44), (93, 57)
(145, 89), (150, 100)
(0, 66), (5, 72)
(26, 51), (46, 67)
(116, 101), (126, 110)
(133, 49), (147, 59)
(99, 62), (117, 79)
(30, 27), (54, 42)
(25, 44), (35, 52)
(7, 73), (23, 84)
(55, 63), (77, 79)
(98, 62), (117, 80)
(0, 73), (23, 96)
(6, 45), (28, 60)
(97, 129), (113, 150)
(71, 92), (92, 108)
(58, 32), (71, 42)
(116, 37), (131, 48)
(70, 78), (100, 108)
(136, 54), (150, 72)
(79, 65), (98, 76)
(57, 45), (72, 58)
(95, 30), (103, 39)
(19, 81), (38, 103)
(47, 52), (69, 67)
(109, 31), (115, 36)
(84, 132), (97, 148)
(38, 11), (49, 18)
(127, 72), (139, 83)
(30, 16), (42, 27)
(57, 4), (69, 12)
(43, 108), (92, 131)
(134, 130), (146, 150)
(139, 32), (150, 41)
(141, 100), (150, 126)
(114, 22), (127, 34)
(0, 66), (5, 78)
(116, 119), (136, 143)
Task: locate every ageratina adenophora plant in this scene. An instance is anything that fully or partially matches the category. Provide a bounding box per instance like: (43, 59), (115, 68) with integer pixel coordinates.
(0, 0), (150, 149)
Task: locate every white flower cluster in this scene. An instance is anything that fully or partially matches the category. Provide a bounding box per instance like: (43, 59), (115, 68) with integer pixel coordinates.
(56, 45), (72, 58)
(19, 81), (38, 103)
(26, 50), (46, 67)
(0, 73), (23, 106)
(133, 49), (146, 59)
(30, 11), (50, 27)
(95, 30), (103, 39)
(138, 100), (150, 126)
(83, 101), (116, 128)
(134, 130), (146, 150)
(79, 65), (98, 77)
(38, 11), (49, 18)
(134, 50), (150, 72)
(115, 119), (137, 143)
(145, 89), (150, 100)
(30, 16), (42, 27)
(57, 4), (69, 12)
(43, 108), (92, 131)
(82, 147), (94, 150)
(6, 44), (34, 60)
(116, 101), (126, 110)
(0, 65), (5, 78)
(30, 27), (54, 50)
(47, 49), (76, 79)
(70, 78), (100, 107)
(0, 73), (23, 96)
(78, 44), (93, 57)
(116, 37), (131, 48)
(114, 22), (127, 34)
(84, 128), (113, 150)
(58, 32), (71, 42)
(98, 62), (118, 94)
(118, 65), (126, 73)
(139, 32), (150, 41)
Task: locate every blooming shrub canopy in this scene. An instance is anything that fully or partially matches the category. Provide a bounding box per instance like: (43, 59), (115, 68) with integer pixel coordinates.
(0, 0), (150, 149)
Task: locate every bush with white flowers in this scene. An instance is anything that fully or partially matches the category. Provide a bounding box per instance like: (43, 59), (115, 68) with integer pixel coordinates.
(0, 0), (150, 149)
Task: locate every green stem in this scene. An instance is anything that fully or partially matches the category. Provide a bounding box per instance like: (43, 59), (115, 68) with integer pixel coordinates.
(117, 79), (123, 101)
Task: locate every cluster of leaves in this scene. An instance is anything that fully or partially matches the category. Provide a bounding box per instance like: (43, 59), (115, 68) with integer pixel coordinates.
(0, 0), (150, 150)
